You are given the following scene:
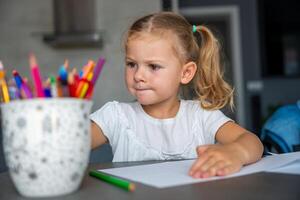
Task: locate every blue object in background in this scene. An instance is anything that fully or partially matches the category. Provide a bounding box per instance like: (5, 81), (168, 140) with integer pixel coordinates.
(261, 101), (300, 153)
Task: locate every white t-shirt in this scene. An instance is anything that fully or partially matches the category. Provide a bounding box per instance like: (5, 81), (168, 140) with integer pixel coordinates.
(89, 100), (232, 162)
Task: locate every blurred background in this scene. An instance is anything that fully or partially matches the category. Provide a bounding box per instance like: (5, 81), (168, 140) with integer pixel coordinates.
(1, 0), (300, 172)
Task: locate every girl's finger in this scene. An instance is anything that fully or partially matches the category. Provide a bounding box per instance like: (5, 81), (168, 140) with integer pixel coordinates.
(196, 145), (210, 156)
(202, 161), (226, 178)
(217, 164), (240, 176)
(198, 155), (218, 173)
(190, 155), (218, 178)
(189, 154), (210, 176)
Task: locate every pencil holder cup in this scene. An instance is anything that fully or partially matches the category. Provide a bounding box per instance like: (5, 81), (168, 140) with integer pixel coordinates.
(1, 98), (93, 198)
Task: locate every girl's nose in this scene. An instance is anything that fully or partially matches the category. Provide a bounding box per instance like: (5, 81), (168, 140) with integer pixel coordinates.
(134, 66), (146, 82)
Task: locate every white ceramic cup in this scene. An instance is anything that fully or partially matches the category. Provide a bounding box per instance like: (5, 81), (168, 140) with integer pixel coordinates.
(1, 98), (92, 198)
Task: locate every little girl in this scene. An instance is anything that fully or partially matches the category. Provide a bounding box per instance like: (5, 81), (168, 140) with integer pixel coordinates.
(89, 12), (263, 178)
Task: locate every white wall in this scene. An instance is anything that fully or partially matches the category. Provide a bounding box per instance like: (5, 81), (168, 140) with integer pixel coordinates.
(0, 0), (161, 111)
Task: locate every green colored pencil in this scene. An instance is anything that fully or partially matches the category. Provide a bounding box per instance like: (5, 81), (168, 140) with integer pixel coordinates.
(89, 170), (136, 192)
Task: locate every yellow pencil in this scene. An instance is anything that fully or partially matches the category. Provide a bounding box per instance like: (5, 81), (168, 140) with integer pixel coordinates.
(0, 61), (10, 103)
(79, 72), (93, 98)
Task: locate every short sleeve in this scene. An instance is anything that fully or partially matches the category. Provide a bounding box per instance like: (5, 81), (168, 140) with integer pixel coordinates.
(201, 109), (232, 143)
(89, 101), (121, 145)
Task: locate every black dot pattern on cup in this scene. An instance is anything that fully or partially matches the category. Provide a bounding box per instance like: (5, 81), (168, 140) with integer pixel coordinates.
(42, 115), (52, 133)
(17, 117), (26, 128)
(71, 172), (80, 182)
(28, 172), (38, 180)
(41, 157), (47, 163)
(1, 99), (92, 197)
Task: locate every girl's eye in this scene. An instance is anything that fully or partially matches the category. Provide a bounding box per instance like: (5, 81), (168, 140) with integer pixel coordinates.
(149, 64), (162, 71)
(126, 61), (137, 68)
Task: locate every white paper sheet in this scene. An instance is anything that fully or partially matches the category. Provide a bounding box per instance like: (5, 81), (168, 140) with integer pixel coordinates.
(98, 151), (300, 188)
(267, 160), (300, 175)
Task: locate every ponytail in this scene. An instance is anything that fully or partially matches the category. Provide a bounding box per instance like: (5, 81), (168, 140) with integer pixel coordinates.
(193, 25), (234, 110)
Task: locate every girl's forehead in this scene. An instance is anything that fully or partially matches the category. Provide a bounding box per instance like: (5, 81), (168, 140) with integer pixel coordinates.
(128, 31), (172, 44)
(127, 32), (183, 58)
(127, 37), (175, 58)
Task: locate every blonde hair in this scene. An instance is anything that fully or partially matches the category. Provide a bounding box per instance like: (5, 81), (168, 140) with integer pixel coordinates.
(125, 12), (234, 110)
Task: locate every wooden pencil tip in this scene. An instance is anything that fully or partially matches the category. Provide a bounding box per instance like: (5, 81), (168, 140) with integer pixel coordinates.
(0, 61), (3, 70)
(129, 183), (136, 192)
(72, 68), (77, 74)
(29, 53), (37, 68)
(64, 59), (69, 69)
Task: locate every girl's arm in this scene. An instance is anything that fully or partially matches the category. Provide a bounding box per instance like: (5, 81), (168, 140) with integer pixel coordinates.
(90, 121), (108, 149)
(189, 121), (264, 178)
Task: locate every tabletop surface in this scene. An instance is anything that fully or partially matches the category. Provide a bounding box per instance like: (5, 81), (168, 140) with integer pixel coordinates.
(1, 160), (300, 200)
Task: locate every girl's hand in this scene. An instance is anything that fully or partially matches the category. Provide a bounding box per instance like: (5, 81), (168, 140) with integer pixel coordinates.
(189, 143), (245, 178)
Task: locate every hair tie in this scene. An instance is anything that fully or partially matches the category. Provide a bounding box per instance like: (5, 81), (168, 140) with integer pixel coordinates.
(192, 25), (197, 33)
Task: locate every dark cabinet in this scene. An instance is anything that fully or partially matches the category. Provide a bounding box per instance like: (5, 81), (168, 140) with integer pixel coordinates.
(259, 0), (300, 77)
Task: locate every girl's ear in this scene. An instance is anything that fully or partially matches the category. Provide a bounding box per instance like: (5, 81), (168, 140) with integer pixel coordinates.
(180, 61), (197, 84)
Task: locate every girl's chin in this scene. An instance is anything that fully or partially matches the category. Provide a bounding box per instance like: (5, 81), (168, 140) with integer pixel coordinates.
(131, 91), (161, 105)
(136, 99), (154, 105)
(135, 96), (159, 105)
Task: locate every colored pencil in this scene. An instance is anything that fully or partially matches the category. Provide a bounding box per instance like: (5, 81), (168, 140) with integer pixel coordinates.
(91, 58), (105, 85)
(78, 72), (93, 98)
(12, 70), (33, 99)
(0, 61), (10, 103)
(29, 53), (45, 97)
(89, 170), (136, 192)
(58, 59), (69, 84)
(68, 68), (78, 97)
